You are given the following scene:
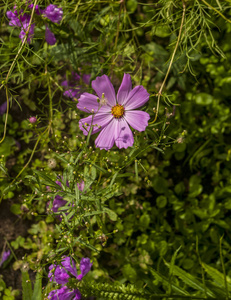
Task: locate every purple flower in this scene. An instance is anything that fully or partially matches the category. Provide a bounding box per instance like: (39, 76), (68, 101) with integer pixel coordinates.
(77, 73), (150, 150)
(48, 286), (81, 300)
(43, 4), (63, 23)
(28, 4), (42, 15)
(0, 250), (11, 267)
(62, 72), (90, 100)
(51, 195), (68, 221)
(77, 258), (93, 281)
(48, 256), (92, 284)
(0, 101), (7, 115)
(6, 8), (30, 27)
(49, 180), (85, 220)
(19, 21), (35, 43)
(45, 25), (56, 45)
(29, 116), (37, 123)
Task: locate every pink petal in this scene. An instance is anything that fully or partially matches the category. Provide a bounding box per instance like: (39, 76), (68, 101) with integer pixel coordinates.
(123, 86), (150, 110)
(114, 119), (134, 149)
(95, 119), (116, 150)
(77, 93), (100, 112)
(117, 74), (132, 105)
(92, 75), (116, 107)
(79, 113), (113, 136)
(124, 110), (150, 131)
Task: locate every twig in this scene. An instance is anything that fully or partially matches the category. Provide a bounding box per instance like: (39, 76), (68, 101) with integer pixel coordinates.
(149, 0), (186, 125)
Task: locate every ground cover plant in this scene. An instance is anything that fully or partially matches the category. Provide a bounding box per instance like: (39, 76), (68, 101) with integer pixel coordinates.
(1, 0), (231, 299)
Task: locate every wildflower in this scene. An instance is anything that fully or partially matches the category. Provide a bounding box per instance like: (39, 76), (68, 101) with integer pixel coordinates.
(48, 256), (92, 284)
(19, 21), (35, 44)
(61, 72), (91, 100)
(43, 4), (63, 24)
(6, 4), (63, 45)
(45, 25), (56, 45)
(28, 4), (42, 15)
(29, 116), (37, 123)
(48, 180), (85, 220)
(0, 250), (11, 267)
(77, 74), (150, 150)
(77, 257), (93, 280)
(6, 8), (30, 27)
(48, 256), (92, 300)
(0, 101), (7, 115)
(48, 286), (81, 300)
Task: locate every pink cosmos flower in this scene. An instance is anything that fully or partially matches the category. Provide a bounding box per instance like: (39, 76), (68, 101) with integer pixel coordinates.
(77, 74), (150, 150)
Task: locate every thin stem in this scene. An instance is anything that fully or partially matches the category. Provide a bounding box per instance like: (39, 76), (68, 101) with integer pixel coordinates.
(11, 127), (48, 185)
(200, 0), (231, 24)
(0, 0), (39, 144)
(149, 1), (186, 125)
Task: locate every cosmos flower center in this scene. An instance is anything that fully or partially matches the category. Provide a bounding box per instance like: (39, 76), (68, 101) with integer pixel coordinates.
(111, 104), (125, 118)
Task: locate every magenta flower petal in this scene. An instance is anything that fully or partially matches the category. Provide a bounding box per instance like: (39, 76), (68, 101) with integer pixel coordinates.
(82, 74), (91, 85)
(53, 265), (70, 284)
(19, 22), (35, 44)
(125, 110), (150, 131)
(77, 181), (85, 192)
(77, 257), (93, 280)
(45, 26), (56, 45)
(61, 256), (78, 278)
(117, 73), (132, 105)
(43, 4), (63, 23)
(92, 75), (116, 107)
(77, 93), (100, 113)
(95, 119), (116, 150)
(63, 89), (80, 99)
(0, 250), (11, 267)
(48, 286), (81, 300)
(0, 101), (7, 115)
(79, 113), (113, 136)
(114, 119), (134, 149)
(123, 86), (150, 110)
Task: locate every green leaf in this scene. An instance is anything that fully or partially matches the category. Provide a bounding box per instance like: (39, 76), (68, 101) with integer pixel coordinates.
(202, 262), (231, 291)
(165, 263), (215, 298)
(150, 268), (188, 295)
(22, 271), (32, 300)
(104, 207), (117, 221)
(194, 93), (213, 105)
(31, 271), (42, 300)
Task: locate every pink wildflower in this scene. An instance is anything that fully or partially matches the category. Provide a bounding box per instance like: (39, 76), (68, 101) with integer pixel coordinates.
(77, 73), (150, 150)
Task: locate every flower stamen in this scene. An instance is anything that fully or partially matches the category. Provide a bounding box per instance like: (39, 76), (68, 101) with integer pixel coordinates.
(111, 104), (125, 118)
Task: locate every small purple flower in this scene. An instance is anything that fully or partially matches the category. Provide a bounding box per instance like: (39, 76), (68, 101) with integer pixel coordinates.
(77, 258), (93, 281)
(28, 4), (42, 15)
(0, 250), (11, 267)
(48, 256), (92, 284)
(51, 195), (68, 221)
(29, 116), (37, 123)
(43, 4), (63, 23)
(77, 73), (150, 150)
(49, 180), (84, 220)
(48, 286), (81, 300)
(19, 20), (35, 44)
(6, 8), (30, 27)
(45, 25), (56, 45)
(62, 72), (90, 100)
(0, 101), (7, 115)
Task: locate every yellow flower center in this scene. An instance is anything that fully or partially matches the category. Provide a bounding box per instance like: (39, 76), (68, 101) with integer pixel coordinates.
(111, 104), (125, 118)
